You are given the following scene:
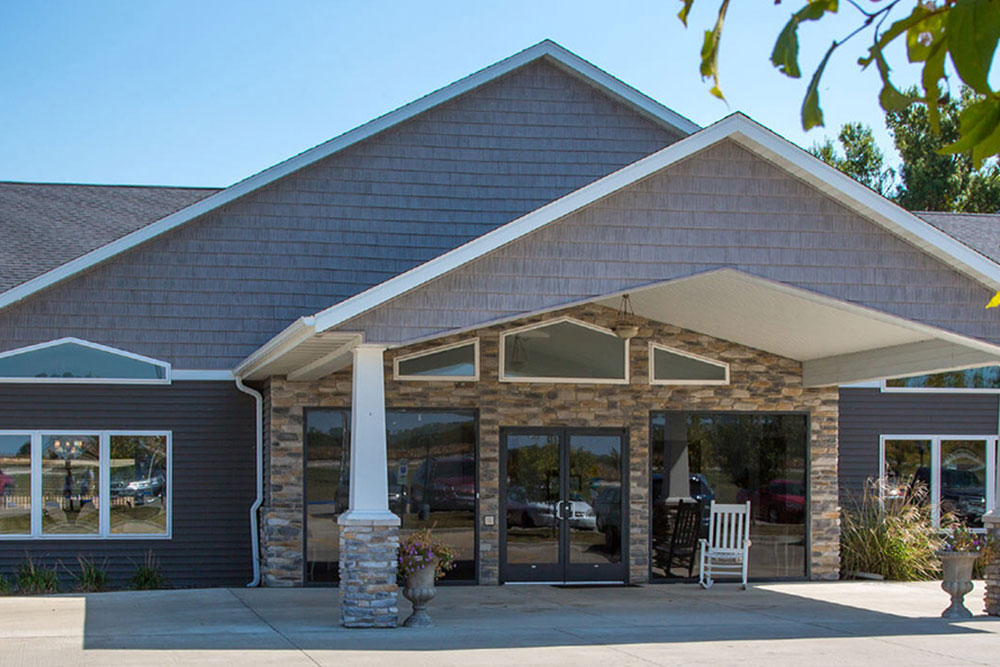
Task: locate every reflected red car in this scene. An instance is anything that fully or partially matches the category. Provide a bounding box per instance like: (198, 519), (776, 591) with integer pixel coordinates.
(756, 479), (805, 524)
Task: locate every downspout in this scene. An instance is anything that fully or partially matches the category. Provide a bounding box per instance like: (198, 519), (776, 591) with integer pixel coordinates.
(235, 376), (264, 587)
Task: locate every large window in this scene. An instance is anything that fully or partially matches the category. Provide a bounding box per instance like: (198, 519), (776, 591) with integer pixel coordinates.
(884, 366), (1000, 391)
(881, 436), (997, 530)
(500, 318), (628, 383)
(650, 412), (808, 580)
(304, 409), (477, 584)
(0, 339), (170, 383)
(0, 431), (170, 539)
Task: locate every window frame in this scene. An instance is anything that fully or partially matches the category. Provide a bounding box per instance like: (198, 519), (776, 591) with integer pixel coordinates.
(880, 365), (1000, 394)
(0, 338), (172, 385)
(0, 429), (172, 540)
(393, 338), (479, 382)
(648, 342), (730, 386)
(499, 317), (630, 384)
(879, 434), (997, 532)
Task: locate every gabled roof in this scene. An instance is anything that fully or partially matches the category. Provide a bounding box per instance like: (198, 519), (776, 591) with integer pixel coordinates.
(0, 181), (218, 292)
(306, 113), (1000, 334)
(917, 211), (1000, 264)
(0, 40), (698, 312)
(237, 112), (1000, 378)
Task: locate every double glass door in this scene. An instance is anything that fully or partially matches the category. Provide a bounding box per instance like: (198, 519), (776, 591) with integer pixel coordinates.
(500, 428), (627, 583)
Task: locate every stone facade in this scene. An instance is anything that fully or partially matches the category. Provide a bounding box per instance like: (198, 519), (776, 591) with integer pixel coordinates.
(338, 519), (400, 627)
(259, 302), (840, 586)
(985, 513), (1000, 615)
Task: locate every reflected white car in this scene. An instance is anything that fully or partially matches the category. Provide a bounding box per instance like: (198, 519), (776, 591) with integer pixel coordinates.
(568, 500), (597, 531)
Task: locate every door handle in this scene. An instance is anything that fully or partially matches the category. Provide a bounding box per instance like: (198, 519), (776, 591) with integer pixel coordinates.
(556, 500), (570, 521)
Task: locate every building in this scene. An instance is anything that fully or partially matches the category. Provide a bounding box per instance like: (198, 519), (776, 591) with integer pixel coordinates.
(1, 41), (999, 626)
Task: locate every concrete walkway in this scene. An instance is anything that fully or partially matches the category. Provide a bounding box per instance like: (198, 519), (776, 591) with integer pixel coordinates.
(0, 581), (997, 666)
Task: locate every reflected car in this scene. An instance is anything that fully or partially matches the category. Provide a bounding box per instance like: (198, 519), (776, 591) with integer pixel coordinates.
(506, 486), (556, 528)
(755, 479), (806, 524)
(410, 455), (476, 513)
(915, 467), (986, 526)
(568, 499), (597, 531)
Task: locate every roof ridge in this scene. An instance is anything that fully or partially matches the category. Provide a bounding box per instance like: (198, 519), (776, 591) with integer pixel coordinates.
(0, 180), (220, 190)
(916, 210), (1000, 217)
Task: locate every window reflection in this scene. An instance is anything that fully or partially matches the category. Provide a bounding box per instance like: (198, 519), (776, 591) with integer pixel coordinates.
(650, 413), (808, 580)
(41, 434), (100, 534)
(304, 409), (477, 584)
(0, 434), (31, 535)
(110, 435), (168, 534)
(940, 440), (986, 529)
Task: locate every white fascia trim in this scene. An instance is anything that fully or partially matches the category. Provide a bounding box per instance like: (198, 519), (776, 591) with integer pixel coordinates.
(0, 41), (695, 314)
(172, 370), (235, 381)
(312, 113), (1000, 337)
(233, 316), (316, 377)
(393, 338), (479, 382)
(0, 337), (171, 384)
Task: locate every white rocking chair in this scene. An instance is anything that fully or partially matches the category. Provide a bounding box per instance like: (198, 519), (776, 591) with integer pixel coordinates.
(699, 500), (751, 590)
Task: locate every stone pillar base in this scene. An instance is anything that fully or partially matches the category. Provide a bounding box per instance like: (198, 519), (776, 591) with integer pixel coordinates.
(984, 510), (1000, 616)
(338, 515), (400, 628)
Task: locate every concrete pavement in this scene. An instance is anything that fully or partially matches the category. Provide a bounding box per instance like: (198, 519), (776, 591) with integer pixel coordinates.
(0, 581), (998, 666)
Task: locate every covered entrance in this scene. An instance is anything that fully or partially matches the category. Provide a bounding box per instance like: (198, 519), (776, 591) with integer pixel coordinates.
(500, 427), (627, 583)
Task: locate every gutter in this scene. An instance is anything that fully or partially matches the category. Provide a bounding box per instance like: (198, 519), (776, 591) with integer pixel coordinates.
(235, 376), (264, 587)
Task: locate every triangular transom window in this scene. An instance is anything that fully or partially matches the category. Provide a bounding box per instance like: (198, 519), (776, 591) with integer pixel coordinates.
(0, 338), (170, 383)
(500, 318), (628, 383)
(649, 343), (728, 385)
(394, 339), (478, 381)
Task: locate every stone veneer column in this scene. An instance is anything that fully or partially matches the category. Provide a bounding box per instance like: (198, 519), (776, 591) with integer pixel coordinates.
(338, 344), (401, 628)
(985, 510), (1000, 615)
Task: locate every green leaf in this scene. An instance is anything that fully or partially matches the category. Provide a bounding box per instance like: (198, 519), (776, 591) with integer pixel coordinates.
(678, 0), (695, 27)
(921, 39), (948, 133)
(699, 0), (731, 100)
(802, 40), (837, 130)
(872, 44), (913, 112)
(939, 98), (1000, 167)
(946, 0), (1000, 95)
(772, 0), (838, 78)
(905, 11), (945, 63)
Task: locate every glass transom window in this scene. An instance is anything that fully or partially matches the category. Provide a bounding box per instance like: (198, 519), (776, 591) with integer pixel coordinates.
(394, 340), (478, 381)
(0, 338), (169, 383)
(650, 343), (729, 385)
(885, 366), (1000, 390)
(501, 318), (628, 383)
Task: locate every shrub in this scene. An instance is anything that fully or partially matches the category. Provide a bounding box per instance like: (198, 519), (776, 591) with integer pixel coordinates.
(0, 574), (10, 595)
(840, 479), (941, 581)
(70, 556), (108, 592)
(130, 550), (167, 590)
(16, 555), (59, 594)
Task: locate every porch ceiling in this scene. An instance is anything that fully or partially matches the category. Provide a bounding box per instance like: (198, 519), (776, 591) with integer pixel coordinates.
(594, 270), (1000, 387)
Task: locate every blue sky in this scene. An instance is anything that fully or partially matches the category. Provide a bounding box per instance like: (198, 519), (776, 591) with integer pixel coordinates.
(0, 1), (932, 187)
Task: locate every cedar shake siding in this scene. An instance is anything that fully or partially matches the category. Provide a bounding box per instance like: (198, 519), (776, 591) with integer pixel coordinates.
(0, 61), (678, 368)
(838, 387), (999, 502)
(0, 382), (256, 588)
(339, 140), (1000, 346)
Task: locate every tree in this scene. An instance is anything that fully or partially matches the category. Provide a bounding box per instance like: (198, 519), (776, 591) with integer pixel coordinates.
(811, 122), (894, 197)
(680, 0), (1000, 165)
(812, 90), (1000, 211)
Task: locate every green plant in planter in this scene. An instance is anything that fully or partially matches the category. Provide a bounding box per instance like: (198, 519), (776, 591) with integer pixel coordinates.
(939, 520), (999, 578)
(398, 527), (456, 581)
(16, 555), (59, 594)
(130, 550), (167, 590)
(841, 479), (941, 581)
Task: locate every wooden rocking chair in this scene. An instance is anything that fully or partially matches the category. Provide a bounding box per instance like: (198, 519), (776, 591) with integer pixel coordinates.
(698, 500), (751, 590)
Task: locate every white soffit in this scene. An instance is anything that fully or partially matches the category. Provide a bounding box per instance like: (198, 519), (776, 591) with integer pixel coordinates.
(237, 327), (361, 381)
(596, 270), (931, 361)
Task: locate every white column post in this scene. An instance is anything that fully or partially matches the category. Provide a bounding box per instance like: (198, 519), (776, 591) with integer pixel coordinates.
(341, 343), (398, 523)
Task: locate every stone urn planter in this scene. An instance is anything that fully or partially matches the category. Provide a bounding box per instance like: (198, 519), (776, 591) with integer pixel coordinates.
(937, 550), (978, 618)
(402, 559), (437, 627)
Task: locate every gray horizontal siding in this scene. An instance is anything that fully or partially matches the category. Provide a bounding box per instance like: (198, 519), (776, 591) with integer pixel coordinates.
(0, 60), (678, 368)
(341, 140), (1000, 346)
(838, 387), (998, 502)
(0, 381), (256, 589)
